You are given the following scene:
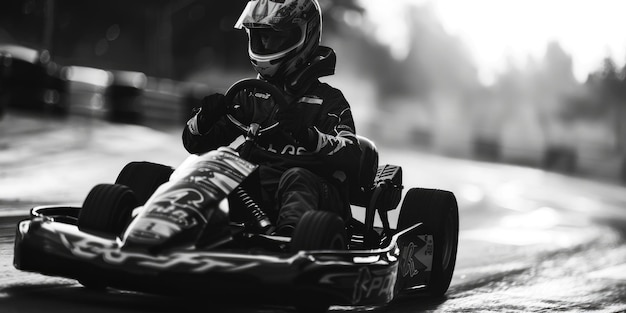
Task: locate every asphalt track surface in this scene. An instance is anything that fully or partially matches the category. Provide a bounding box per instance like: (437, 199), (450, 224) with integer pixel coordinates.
(1, 112), (626, 312)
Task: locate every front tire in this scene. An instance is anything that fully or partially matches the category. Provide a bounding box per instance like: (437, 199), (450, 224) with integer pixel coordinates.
(397, 188), (459, 296)
(291, 211), (347, 252)
(78, 183), (138, 238)
(115, 161), (173, 204)
(290, 211), (343, 313)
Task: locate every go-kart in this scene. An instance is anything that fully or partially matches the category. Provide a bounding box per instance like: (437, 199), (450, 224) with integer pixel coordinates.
(13, 78), (459, 313)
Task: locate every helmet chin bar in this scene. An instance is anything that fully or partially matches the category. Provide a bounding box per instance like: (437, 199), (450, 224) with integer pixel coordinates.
(248, 26), (307, 80)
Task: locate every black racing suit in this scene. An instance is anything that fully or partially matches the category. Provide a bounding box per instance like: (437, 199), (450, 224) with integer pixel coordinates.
(182, 79), (362, 232)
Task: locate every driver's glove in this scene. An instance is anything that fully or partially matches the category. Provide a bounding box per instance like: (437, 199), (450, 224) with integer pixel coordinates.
(276, 105), (318, 151)
(187, 93), (227, 135)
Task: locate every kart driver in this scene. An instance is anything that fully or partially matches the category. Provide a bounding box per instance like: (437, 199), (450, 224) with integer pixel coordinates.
(182, 0), (361, 236)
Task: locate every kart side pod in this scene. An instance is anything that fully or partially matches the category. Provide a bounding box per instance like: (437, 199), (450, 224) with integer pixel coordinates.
(121, 148), (257, 250)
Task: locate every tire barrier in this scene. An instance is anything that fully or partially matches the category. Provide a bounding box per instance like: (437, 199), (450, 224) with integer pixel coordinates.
(468, 136), (626, 185)
(0, 46), (69, 116)
(105, 71), (146, 124)
(59, 69), (212, 130)
(542, 145), (577, 174)
(472, 137), (501, 162)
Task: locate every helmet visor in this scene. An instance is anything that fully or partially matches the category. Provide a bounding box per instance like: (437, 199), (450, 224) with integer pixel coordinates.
(249, 27), (303, 56)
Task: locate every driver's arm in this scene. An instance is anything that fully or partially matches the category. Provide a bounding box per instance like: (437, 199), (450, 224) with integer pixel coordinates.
(182, 117), (240, 154)
(182, 93), (243, 154)
(310, 92), (361, 179)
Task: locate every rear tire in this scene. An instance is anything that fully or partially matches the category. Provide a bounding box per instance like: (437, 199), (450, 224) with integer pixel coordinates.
(397, 188), (459, 296)
(78, 183), (138, 238)
(115, 161), (173, 204)
(291, 211), (347, 252)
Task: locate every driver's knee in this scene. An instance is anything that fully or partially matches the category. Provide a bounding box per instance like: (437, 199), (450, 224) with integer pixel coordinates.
(278, 167), (320, 188)
(276, 167), (322, 230)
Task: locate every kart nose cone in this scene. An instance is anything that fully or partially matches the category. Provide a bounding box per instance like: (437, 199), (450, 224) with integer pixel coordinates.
(122, 217), (180, 246)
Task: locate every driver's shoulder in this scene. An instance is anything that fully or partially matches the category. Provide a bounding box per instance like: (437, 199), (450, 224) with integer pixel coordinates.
(307, 81), (346, 102)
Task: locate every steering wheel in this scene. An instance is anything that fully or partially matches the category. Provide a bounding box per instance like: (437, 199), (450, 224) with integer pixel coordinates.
(223, 78), (289, 159)
(223, 78), (289, 139)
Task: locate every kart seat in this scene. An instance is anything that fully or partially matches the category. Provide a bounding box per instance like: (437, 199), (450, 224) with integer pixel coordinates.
(348, 136), (402, 246)
(349, 135), (379, 207)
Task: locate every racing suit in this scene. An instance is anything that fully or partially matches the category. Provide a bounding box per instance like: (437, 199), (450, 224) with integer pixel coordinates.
(182, 79), (361, 233)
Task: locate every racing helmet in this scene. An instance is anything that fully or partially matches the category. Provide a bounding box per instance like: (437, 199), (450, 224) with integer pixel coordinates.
(234, 0), (322, 81)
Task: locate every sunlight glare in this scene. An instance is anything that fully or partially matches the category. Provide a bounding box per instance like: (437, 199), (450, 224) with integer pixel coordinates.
(361, 0), (412, 60)
(360, 0), (626, 85)
(429, 0), (626, 84)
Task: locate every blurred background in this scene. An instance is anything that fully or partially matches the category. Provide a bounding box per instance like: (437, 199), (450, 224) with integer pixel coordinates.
(1, 0), (626, 185)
